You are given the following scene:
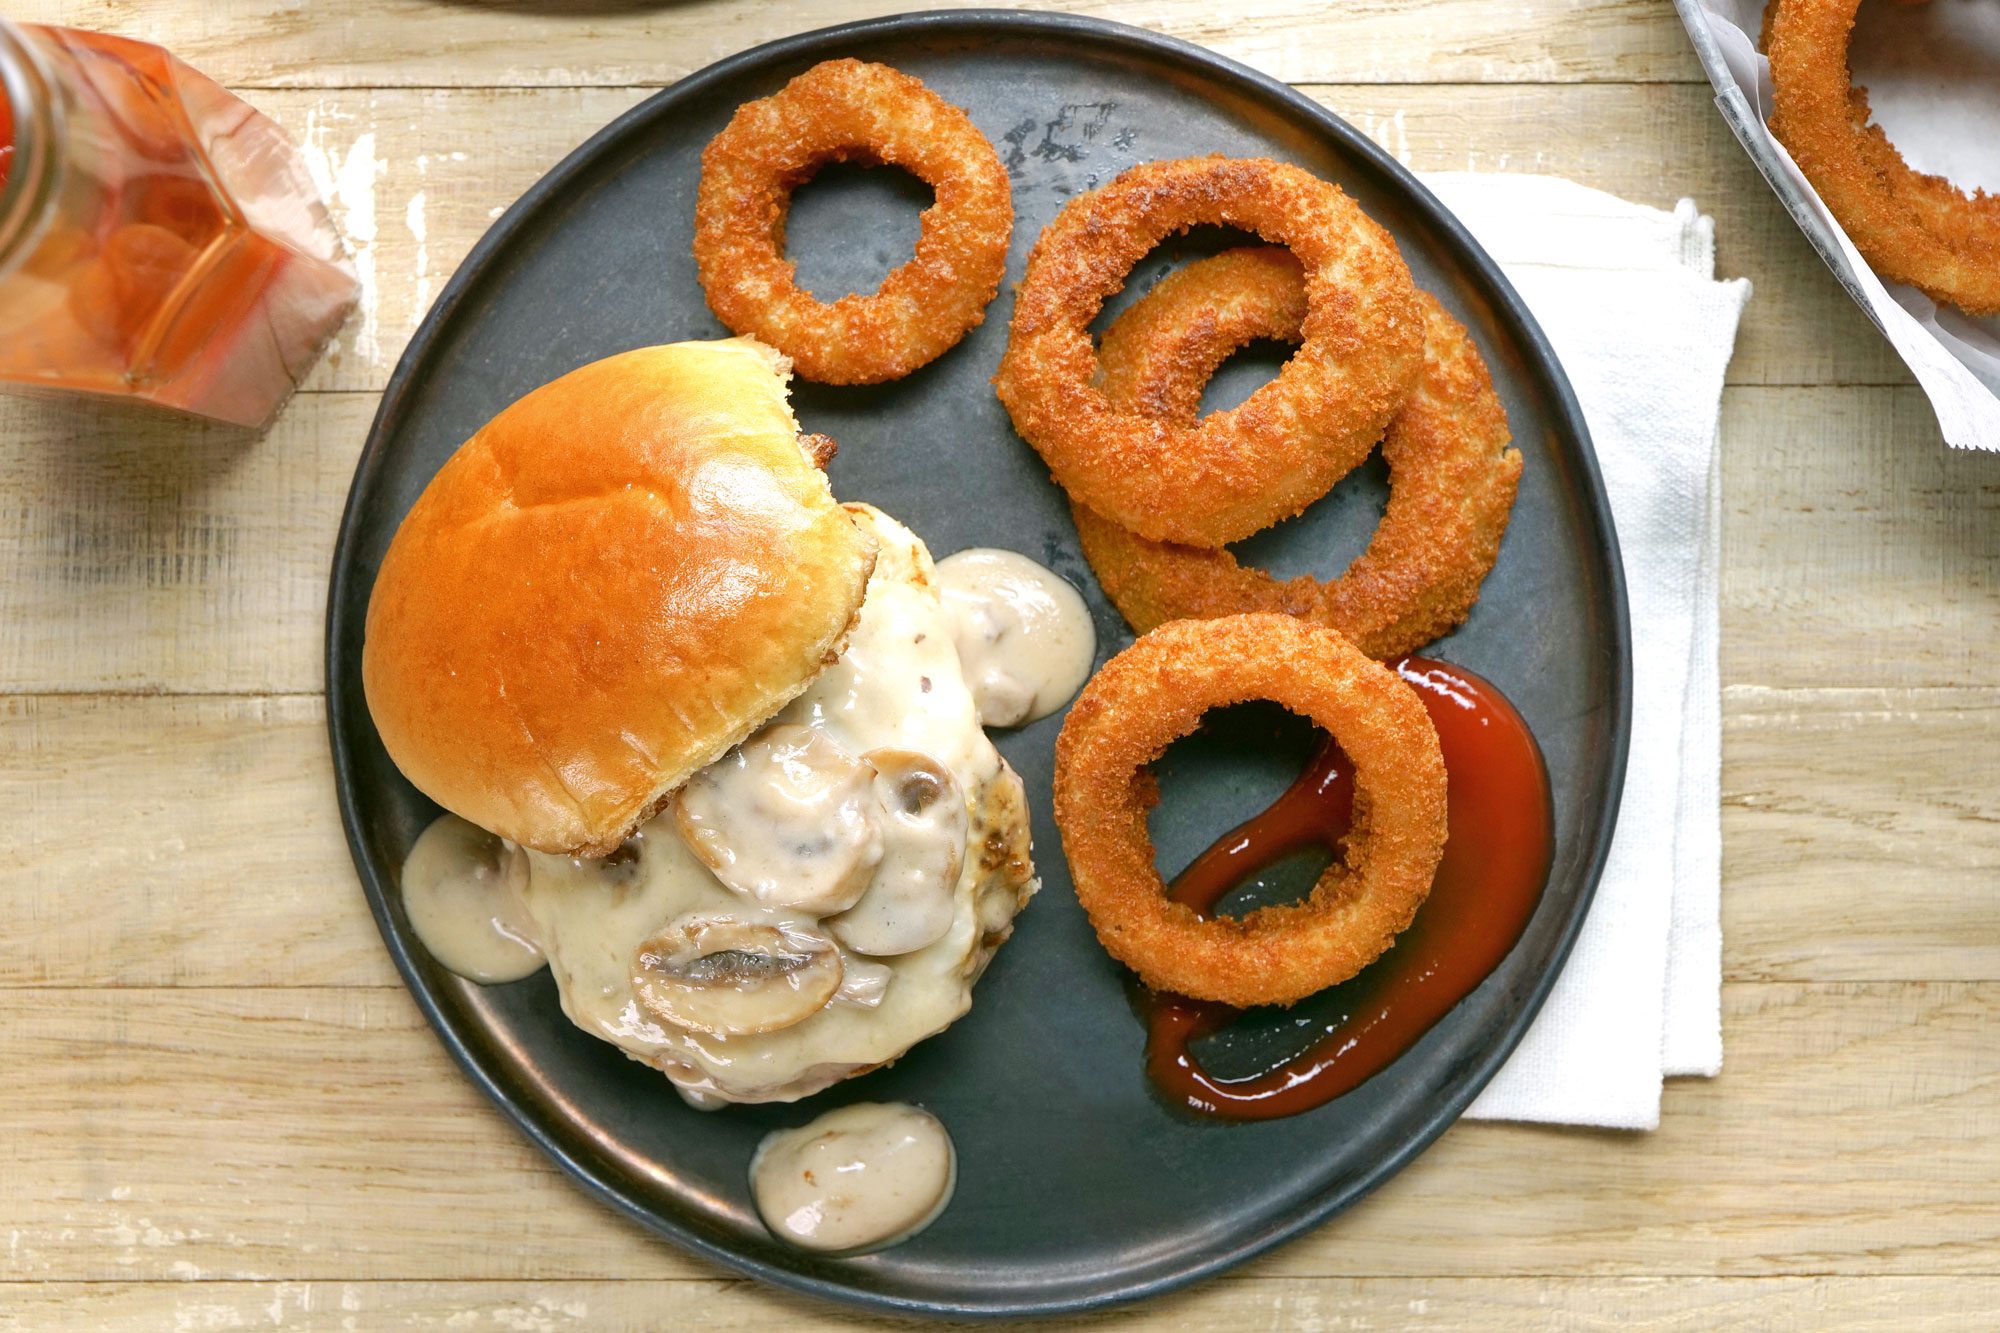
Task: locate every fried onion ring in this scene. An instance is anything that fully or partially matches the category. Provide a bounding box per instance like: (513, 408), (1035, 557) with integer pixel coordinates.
(693, 59), (1013, 383)
(994, 156), (1424, 548)
(1053, 614), (1447, 1008)
(1766, 0), (2000, 316)
(1074, 248), (1520, 659)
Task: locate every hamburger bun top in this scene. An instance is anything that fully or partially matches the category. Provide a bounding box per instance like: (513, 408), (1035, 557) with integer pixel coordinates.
(362, 338), (876, 856)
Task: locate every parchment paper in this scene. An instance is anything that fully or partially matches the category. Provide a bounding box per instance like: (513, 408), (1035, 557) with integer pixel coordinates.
(1677, 0), (2000, 450)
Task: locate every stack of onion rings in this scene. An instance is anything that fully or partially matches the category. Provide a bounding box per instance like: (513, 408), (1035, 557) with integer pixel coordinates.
(1053, 614), (1447, 1008)
(994, 156), (1425, 547)
(1073, 247), (1521, 659)
(1765, 0), (2000, 316)
(693, 58), (1014, 383)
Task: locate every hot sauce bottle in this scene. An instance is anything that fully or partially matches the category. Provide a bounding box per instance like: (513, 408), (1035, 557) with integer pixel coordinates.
(0, 22), (357, 427)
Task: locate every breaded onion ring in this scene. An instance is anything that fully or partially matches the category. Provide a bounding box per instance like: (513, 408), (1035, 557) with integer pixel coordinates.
(1074, 248), (1520, 659)
(994, 156), (1424, 548)
(1765, 0), (2000, 316)
(1053, 614), (1447, 1008)
(693, 59), (1014, 383)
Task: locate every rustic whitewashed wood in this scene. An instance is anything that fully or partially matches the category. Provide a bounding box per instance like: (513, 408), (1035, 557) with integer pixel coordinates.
(1718, 388), (2000, 691)
(3, 688), (1998, 990)
(4, 0), (1997, 1326)
(0, 695), (392, 989)
(6, 1276), (1998, 1331)
(10, 1), (1702, 89)
(5, 386), (1995, 697)
(0, 394), (373, 697)
(2, 983), (1995, 1284)
(1722, 688), (2000, 982)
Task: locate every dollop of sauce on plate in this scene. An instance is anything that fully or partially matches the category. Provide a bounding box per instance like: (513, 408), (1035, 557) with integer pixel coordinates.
(934, 548), (1095, 728)
(1144, 656), (1554, 1120)
(400, 814), (544, 984)
(751, 1102), (956, 1253)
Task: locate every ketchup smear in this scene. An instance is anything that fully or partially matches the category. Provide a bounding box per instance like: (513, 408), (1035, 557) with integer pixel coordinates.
(1144, 656), (1554, 1121)
(0, 92), (14, 194)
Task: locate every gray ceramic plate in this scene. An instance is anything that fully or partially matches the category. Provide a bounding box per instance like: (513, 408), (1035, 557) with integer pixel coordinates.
(326, 9), (1630, 1318)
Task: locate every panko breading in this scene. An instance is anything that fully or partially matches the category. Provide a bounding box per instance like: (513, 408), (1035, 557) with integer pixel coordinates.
(1073, 248), (1520, 659)
(1765, 0), (2000, 316)
(994, 156), (1424, 548)
(694, 59), (1013, 383)
(1053, 615), (1446, 1009)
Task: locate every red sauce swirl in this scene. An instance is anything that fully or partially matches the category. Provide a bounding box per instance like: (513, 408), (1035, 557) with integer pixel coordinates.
(0, 92), (14, 194)
(1144, 656), (1554, 1120)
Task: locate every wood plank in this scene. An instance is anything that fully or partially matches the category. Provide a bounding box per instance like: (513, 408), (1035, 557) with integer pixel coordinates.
(241, 83), (1897, 396)
(0, 395), (372, 698)
(3, 2), (1980, 1324)
(0, 982), (1994, 1282)
(1723, 688), (2000, 982)
(9, 0), (1701, 90)
(5, 1276), (1997, 1330)
(1719, 388), (2000, 692)
(5, 688), (1999, 990)
(4, 35), (1986, 1319)
(0, 695), (394, 989)
(2, 386), (1987, 697)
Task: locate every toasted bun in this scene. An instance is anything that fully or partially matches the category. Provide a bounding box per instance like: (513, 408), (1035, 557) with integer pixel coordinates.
(362, 338), (876, 856)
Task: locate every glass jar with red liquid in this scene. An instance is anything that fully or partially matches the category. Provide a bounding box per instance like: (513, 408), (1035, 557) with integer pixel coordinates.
(0, 22), (357, 427)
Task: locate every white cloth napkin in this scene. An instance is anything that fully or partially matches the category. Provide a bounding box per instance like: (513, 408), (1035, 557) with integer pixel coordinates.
(1416, 174), (1750, 1130)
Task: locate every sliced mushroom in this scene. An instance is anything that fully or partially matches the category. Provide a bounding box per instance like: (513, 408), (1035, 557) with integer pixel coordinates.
(631, 915), (843, 1036)
(827, 750), (968, 957)
(675, 724), (884, 915)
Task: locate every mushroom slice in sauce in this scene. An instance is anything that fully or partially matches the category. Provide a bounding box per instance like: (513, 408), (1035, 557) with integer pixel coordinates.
(630, 915), (843, 1036)
(674, 724), (883, 916)
(827, 750), (968, 957)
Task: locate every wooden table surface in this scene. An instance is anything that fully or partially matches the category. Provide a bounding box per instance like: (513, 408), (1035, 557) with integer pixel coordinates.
(4, 2), (1998, 1328)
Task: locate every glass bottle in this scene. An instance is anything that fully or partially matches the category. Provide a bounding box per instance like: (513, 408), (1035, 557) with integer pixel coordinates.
(0, 21), (357, 427)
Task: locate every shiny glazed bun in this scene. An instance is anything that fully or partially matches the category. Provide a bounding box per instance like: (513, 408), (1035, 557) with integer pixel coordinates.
(362, 338), (877, 857)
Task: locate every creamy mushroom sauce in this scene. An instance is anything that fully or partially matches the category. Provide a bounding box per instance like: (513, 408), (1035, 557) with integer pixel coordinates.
(750, 1102), (956, 1253)
(826, 751), (968, 957)
(510, 506), (1037, 1107)
(400, 814), (544, 984)
(934, 548), (1095, 728)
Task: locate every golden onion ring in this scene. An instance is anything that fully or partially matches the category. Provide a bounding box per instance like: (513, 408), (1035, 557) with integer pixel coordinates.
(994, 156), (1424, 548)
(1053, 614), (1447, 1008)
(693, 58), (1013, 383)
(1074, 247), (1520, 659)
(1766, 0), (2000, 316)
